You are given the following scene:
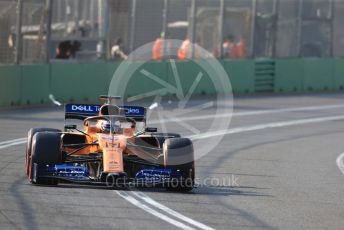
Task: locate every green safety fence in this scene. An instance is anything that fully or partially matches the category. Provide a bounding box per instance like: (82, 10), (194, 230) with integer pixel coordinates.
(274, 59), (304, 92)
(0, 65), (21, 106)
(0, 58), (344, 107)
(21, 64), (50, 105)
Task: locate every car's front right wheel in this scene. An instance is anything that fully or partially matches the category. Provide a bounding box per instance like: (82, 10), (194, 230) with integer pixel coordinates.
(163, 138), (195, 192)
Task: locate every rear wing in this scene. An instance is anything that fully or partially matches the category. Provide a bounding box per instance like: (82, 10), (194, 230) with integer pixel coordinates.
(65, 104), (100, 120)
(120, 105), (146, 121)
(65, 104), (146, 121)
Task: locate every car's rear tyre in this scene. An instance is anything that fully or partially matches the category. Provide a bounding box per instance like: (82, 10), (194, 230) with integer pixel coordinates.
(26, 128), (60, 177)
(29, 132), (62, 185)
(163, 138), (195, 192)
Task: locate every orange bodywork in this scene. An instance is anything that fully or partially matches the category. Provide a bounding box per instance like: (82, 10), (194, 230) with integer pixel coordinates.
(63, 119), (137, 173)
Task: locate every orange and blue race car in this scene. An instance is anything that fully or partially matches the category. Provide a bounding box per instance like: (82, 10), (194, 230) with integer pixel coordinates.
(25, 96), (195, 191)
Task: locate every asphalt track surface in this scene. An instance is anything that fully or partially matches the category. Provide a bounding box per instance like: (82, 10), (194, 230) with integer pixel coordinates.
(1, 93), (344, 230)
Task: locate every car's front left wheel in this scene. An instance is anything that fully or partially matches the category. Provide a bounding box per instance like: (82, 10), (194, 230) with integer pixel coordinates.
(26, 128), (60, 177)
(29, 132), (62, 185)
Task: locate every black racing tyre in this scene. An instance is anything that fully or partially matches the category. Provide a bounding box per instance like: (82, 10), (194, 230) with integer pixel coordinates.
(26, 128), (61, 177)
(153, 133), (181, 149)
(30, 132), (62, 185)
(163, 138), (195, 192)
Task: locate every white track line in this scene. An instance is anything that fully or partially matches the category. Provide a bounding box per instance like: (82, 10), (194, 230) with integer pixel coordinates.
(0, 138), (26, 146)
(131, 191), (215, 230)
(149, 104), (344, 124)
(188, 115), (344, 140)
(115, 191), (196, 230)
(336, 153), (344, 175)
(0, 139), (27, 150)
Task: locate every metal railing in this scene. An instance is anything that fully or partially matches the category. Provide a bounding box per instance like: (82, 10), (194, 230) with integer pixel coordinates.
(0, 0), (342, 64)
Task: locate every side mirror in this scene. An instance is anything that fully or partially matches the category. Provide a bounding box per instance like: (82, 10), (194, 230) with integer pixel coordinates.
(145, 127), (157, 133)
(64, 124), (77, 130)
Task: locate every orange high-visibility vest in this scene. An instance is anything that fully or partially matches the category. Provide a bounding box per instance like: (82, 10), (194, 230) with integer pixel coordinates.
(178, 39), (190, 60)
(152, 38), (163, 60)
(235, 39), (246, 58)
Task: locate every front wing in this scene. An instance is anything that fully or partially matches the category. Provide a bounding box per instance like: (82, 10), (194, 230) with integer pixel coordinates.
(32, 164), (185, 187)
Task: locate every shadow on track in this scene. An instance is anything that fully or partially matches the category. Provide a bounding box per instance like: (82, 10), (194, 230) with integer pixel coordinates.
(122, 185), (273, 197)
(193, 185), (272, 197)
(10, 176), (38, 230)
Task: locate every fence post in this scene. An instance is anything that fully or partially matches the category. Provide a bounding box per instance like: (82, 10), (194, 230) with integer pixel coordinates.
(14, 0), (23, 64)
(271, 0), (279, 57)
(162, 0), (169, 57)
(129, 0), (137, 54)
(219, 0), (225, 59)
(330, 0), (335, 57)
(97, 0), (106, 59)
(104, 0), (110, 59)
(296, 0), (303, 57)
(249, 0), (257, 58)
(189, 0), (196, 59)
(45, 0), (52, 63)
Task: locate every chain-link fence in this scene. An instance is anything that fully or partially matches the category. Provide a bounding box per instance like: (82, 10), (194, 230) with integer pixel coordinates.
(21, 0), (47, 63)
(1, 0), (343, 64)
(0, 0), (17, 64)
(49, 0), (106, 61)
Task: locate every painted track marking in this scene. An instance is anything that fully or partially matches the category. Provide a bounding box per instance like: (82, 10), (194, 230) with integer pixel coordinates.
(336, 152), (344, 175)
(0, 138), (26, 146)
(150, 104), (344, 124)
(188, 115), (344, 140)
(131, 191), (215, 230)
(0, 138), (26, 150)
(115, 191), (196, 230)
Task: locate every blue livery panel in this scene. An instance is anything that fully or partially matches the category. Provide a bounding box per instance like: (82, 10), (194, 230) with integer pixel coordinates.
(65, 104), (100, 115)
(65, 104), (146, 120)
(38, 165), (90, 181)
(135, 168), (182, 183)
(121, 106), (145, 118)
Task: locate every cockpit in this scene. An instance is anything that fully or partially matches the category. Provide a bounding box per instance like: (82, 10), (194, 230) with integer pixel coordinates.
(84, 115), (136, 137)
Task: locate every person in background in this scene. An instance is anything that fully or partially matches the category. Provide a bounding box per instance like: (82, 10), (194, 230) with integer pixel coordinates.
(222, 35), (235, 59)
(55, 40), (81, 59)
(70, 40), (81, 59)
(96, 41), (103, 59)
(177, 38), (191, 60)
(111, 38), (128, 61)
(55, 41), (71, 59)
(8, 33), (14, 49)
(234, 38), (246, 58)
(152, 32), (164, 61)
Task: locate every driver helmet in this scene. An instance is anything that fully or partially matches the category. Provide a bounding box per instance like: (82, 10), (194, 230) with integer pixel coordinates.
(99, 121), (121, 133)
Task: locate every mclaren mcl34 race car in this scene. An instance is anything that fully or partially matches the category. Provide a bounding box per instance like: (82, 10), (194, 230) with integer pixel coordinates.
(25, 96), (195, 191)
